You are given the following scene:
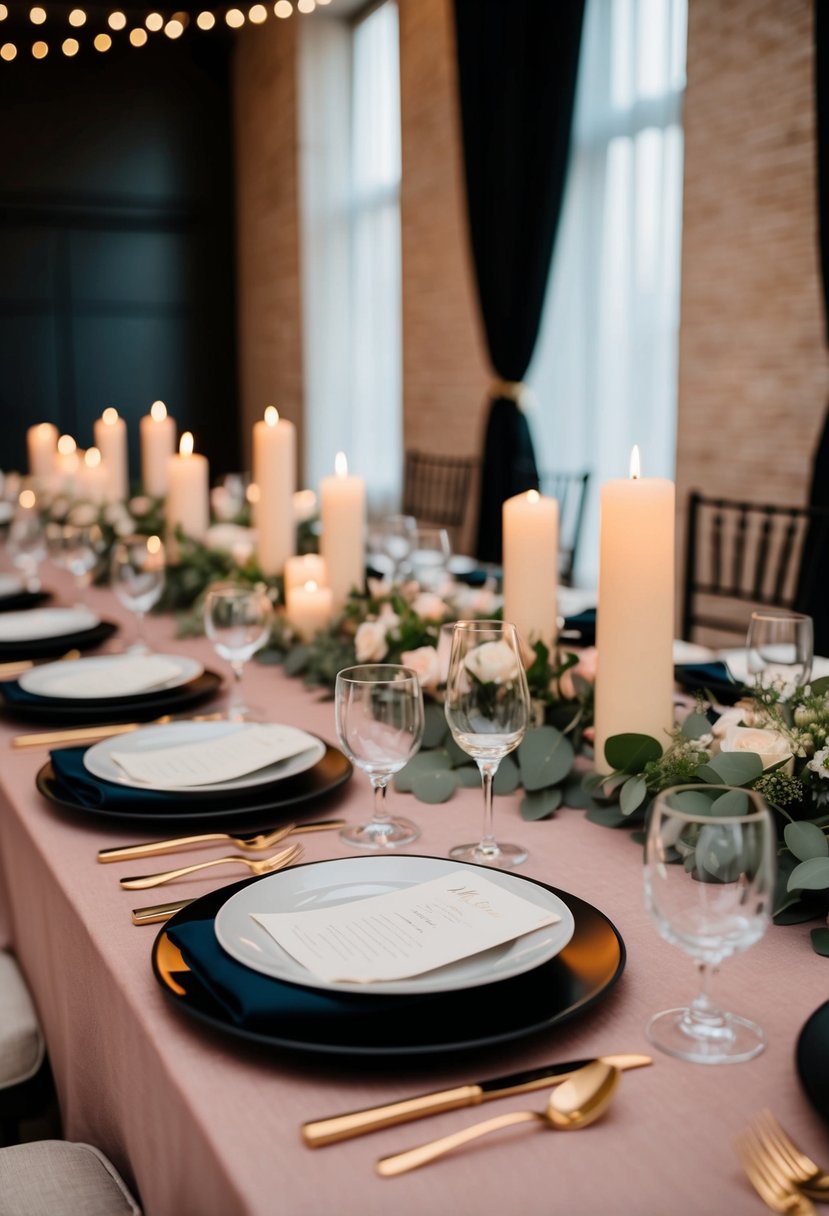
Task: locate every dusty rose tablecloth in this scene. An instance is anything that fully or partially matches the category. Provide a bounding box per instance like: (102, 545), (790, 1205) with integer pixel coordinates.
(0, 575), (827, 1216)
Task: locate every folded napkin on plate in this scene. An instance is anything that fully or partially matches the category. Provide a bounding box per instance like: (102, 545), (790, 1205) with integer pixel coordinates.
(109, 724), (317, 788)
(674, 661), (745, 706)
(28, 655), (182, 701)
(0, 608), (98, 642)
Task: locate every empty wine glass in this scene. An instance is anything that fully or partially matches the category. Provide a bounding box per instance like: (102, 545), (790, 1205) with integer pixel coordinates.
(204, 584), (273, 721)
(444, 620), (530, 866)
(8, 499), (46, 591)
(111, 534), (166, 653)
(409, 526), (451, 592)
(379, 514), (416, 582)
(46, 521), (104, 605)
(335, 664), (424, 849)
(746, 611), (813, 694)
(644, 785), (775, 1064)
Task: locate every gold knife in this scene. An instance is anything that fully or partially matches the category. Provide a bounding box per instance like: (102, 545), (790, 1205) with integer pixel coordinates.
(99, 819), (346, 864)
(301, 1054), (652, 1146)
(132, 898), (193, 926)
(12, 711), (223, 749)
(0, 649), (82, 679)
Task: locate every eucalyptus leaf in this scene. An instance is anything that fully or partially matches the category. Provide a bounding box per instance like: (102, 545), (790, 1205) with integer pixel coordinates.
(810, 928), (829, 957)
(668, 790), (716, 816)
(784, 821), (829, 862)
(283, 645), (311, 677)
(493, 757), (520, 796)
(520, 788), (563, 821)
(630, 829), (647, 846)
(444, 734), (471, 768)
(696, 751), (763, 786)
(411, 769), (459, 804)
(456, 766), (483, 788)
(517, 727), (574, 792)
(586, 805), (630, 829)
(562, 777), (606, 812)
(710, 789), (749, 817)
(774, 901), (819, 925)
(394, 750), (452, 793)
(422, 703), (449, 748)
(681, 712), (713, 741)
(810, 676), (829, 696)
(620, 775), (647, 816)
(788, 856), (829, 892)
(603, 733), (662, 774)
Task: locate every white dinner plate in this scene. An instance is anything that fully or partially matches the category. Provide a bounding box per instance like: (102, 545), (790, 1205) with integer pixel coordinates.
(19, 653), (204, 700)
(0, 574), (24, 599)
(214, 855), (576, 996)
(83, 720), (326, 793)
(718, 649), (829, 686)
(672, 639), (716, 665)
(0, 606), (99, 642)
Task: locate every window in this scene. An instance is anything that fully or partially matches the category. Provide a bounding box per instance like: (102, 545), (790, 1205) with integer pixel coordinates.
(299, 0), (402, 512)
(528, 0), (687, 585)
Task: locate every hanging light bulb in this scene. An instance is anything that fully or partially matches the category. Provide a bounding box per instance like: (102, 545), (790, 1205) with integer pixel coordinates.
(107, 10), (126, 29)
(62, 36), (79, 54)
(225, 8), (244, 26)
(93, 31), (111, 49)
(145, 11), (163, 30)
(0, 40), (16, 58)
(32, 38), (48, 56)
(163, 18), (183, 37)
(249, 4), (267, 22)
(68, 8), (86, 25)
(29, 7), (46, 24)
(129, 26), (147, 45)
(196, 10), (215, 28)
(274, 0), (292, 15)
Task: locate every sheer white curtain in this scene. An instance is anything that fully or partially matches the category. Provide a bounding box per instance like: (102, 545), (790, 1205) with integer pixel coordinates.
(528, 0), (687, 586)
(299, 1), (402, 512)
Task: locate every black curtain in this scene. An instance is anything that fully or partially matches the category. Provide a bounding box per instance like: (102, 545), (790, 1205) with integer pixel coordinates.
(453, 0), (586, 562)
(800, 2), (829, 650)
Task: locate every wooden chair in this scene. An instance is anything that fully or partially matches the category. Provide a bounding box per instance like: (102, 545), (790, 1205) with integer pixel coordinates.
(681, 490), (829, 642)
(539, 470), (590, 586)
(401, 451), (478, 547)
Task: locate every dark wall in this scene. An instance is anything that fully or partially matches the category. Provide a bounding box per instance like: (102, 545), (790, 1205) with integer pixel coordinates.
(0, 28), (239, 482)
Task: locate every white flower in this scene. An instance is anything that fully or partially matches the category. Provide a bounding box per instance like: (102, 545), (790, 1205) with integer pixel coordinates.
(129, 495), (152, 518)
(367, 577), (392, 600)
(205, 524), (255, 560)
(712, 706), (750, 738)
(808, 747), (829, 779)
(355, 620), (389, 663)
(103, 502), (125, 525)
(465, 640), (519, 685)
(452, 586), (500, 617)
(401, 645), (441, 691)
(68, 503), (99, 527)
(377, 602), (401, 635)
(210, 486), (240, 522)
(412, 591), (448, 621)
(721, 725), (794, 774)
(113, 514), (137, 537)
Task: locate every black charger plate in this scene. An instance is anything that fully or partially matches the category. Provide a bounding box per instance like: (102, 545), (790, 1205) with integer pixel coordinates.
(2, 670), (222, 724)
(796, 999), (829, 1126)
(0, 590), (51, 613)
(0, 619), (117, 662)
(151, 860), (626, 1058)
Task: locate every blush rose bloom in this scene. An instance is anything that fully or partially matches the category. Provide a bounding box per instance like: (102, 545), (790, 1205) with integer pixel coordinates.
(411, 591), (448, 621)
(401, 645), (441, 691)
(720, 725), (794, 774)
(354, 620), (389, 663)
(558, 647), (598, 699)
(464, 639), (519, 684)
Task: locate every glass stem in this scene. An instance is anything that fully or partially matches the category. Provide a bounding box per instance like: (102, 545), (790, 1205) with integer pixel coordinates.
(371, 776), (391, 826)
(688, 962), (725, 1028)
(229, 660), (245, 712)
(477, 760), (499, 854)
(135, 611), (146, 649)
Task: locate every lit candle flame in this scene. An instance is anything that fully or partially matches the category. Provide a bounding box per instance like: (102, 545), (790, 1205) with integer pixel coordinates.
(304, 580), (318, 593)
(147, 534), (163, 556)
(180, 432), (194, 457)
(246, 483), (261, 504)
(57, 434), (76, 455)
(527, 489), (540, 504)
(84, 446), (101, 469)
(335, 451), (348, 477)
(38, 422), (54, 437)
(102, 407), (119, 426)
(629, 445), (641, 480)
(264, 406), (279, 427)
(19, 489), (36, 509)
(150, 400), (167, 422)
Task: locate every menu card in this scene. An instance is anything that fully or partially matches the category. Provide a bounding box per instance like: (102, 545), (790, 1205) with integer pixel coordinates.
(251, 870), (561, 983)
(110, 724), (317, 787)
(37, 655), (183, 700)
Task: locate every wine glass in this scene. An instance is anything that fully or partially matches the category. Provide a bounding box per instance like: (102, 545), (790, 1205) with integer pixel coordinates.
(46, 522), (104, 605)
(379, 514), (416, 582)
(335, 664), (424, 849)
(644, 784), (775, 1064)
(409, 526), (451, 591)
(204, 584), (273, 721)
(111, 534), (166, 653)
(746, 611), (813, 694)
(443, 620), (530, 866)
(8, 503), (46, 591)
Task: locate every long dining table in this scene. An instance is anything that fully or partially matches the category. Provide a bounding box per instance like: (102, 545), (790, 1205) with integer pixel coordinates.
(0, 573), (827, 1216)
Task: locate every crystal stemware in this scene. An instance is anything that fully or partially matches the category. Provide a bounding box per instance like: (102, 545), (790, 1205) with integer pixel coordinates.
(204, 584), (273, 721)
(409, 526), (451, 592)
(335, 664), (424, 849)
(746, 610), (813, 694)
(111, 534), (166, 653)
(379, 514), (416, 582)
(46, 521), (105, 605)
(644, 784), (775, 1064)
(443, 619), (530, 866)
(8, 502), (46, 591)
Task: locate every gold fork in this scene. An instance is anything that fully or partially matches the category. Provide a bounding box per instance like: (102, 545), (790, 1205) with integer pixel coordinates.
(735, 1127), (817, 1215)
(747, 1110), (829, 1203)
(97, 819), (345, 864)
(119, 842), (303, 890)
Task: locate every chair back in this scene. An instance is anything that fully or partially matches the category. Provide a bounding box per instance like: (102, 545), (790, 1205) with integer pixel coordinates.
(681, 490), (829, 642)
(401, 451), (478, 543)
(538, 470), (590, 586)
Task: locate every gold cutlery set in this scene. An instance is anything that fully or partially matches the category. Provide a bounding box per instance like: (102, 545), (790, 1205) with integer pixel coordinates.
(734, 1110), (829, 1214)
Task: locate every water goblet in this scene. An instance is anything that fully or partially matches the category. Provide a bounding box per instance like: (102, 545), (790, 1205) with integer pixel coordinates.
(746, 610), (813, 694)
(443, 619), (530, 866)
(8, 503), (46, 591)
(204, 584), (273, 721)
(111, 534), (166, 653)
(644, 784), (775, 1064)
(379, 514), (417, 582)
(46, 521), (105, 605)
(409, 526), (451, 592)
(335, 664), (424, 849)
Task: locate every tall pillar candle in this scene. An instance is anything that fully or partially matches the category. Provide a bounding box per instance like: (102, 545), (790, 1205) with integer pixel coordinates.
(285, 579), (334, 641)
(54, 435), (80, 495)
(76, 447), (110, 505)
(166, 432), (209, 562)
(252, 407), (296, 576)
(502, 490), (559, 650)
(140, 401), (176, 497)
(27, 423), (58, 479)
(594, 447), (675, 771)
(320, 452), (366, 612)
(94, 407), (129, 502)
(284, 553), (327, 593)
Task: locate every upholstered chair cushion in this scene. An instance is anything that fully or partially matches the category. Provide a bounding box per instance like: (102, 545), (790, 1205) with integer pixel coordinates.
(0, 954), (44, 1089)
(0, 1141), (142, 1216)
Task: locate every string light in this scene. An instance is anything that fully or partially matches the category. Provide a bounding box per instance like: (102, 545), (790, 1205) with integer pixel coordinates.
(68, 9), (86, 26)
(93, 31), (110, 50)
(129, 27), (147, 45)
(145, 12), (163, 31)
(61, 36), (78, 54)
(274, 0), (292, 15)
(29, 6), (46, 23)
(0, 40), (15, 57)
(0, 6), (8, 19)
(163, 18), (183, 38)
(31, 38), (47, 55)
(249, 4), (267, 22)
(107, 10), (125, 29)
(225, 8), (244, 27)
(196, 10), (215, 28)
(297, 0), (314, 11)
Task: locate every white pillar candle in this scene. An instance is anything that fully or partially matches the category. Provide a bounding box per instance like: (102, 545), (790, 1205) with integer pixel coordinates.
(320, 452), (366, 612)
(594, 446), (675, 771)
(285, 579), (334, 641)
(27, 423), (58, 479)
(284, 553), (328, 593)
(166, 432), (209, 561)
(140, 400), (176, 497)
(94, 407), (129, 502)
(76, 447), (110, 505)
(54, 435), (80, 495)
(252, 406), (296, 577)
(502, 490), (559, 651)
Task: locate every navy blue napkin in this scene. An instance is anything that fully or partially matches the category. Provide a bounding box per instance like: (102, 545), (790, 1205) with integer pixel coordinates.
(562, 608), (596, 646)
(49, 746), (190, 811)
(674, 660), (745, 705)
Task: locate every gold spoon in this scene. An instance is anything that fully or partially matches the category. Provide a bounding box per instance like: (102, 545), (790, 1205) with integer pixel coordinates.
(375, 1060), (620, 1178)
